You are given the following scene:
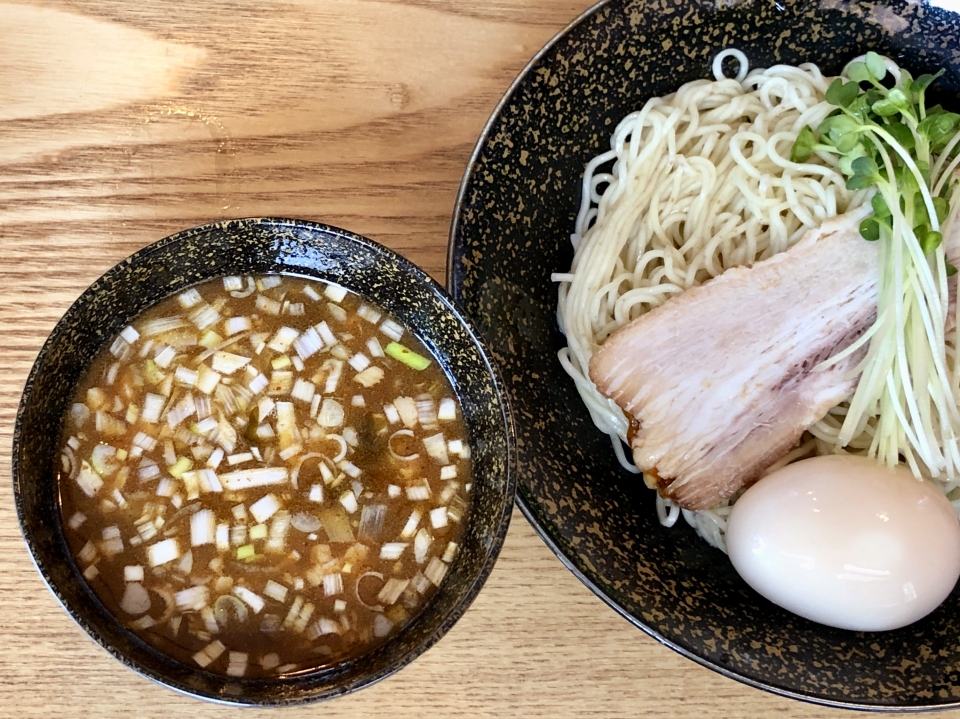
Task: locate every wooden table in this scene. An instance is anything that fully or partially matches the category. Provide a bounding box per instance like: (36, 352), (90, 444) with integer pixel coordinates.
(0, 1), (950, 716)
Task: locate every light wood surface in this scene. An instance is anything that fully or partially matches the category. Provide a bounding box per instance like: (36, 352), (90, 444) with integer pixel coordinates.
(0, 1), (952, 717)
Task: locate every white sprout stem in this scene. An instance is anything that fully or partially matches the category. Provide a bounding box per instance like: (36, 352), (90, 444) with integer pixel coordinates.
(837, 131), (959, 479)
(869, 125), (940, 232)
(813, 310), (884, 372)
(934, 150), (960, 198)
(933, 131), (960, 188)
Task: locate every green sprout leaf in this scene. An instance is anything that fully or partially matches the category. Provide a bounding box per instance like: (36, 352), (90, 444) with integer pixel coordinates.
(851, 156), (880, 177)
(948, 263), (958, 277)
(933, 196), (949, 224)
(824, 78), (845, 106)
(846, 61), (871, 83)
(819, 113), (858, 143)
(872, 192), (892, 219)
(897, 68), (916, 100)
(914, 194), (929, 224)
(860, 217), (881, 241)
(865, 52), (887, 81)
(920, 230), (944, 254)
(872, 88), (911, 117)
(921, 112), (960, 151)
(826, 78), (861, 108)
(911, 69), (944, 94)
(836, 131), (861, 153)
(845, 95), (870, 122)
(847, 173), (877, 191)
(846, 155), (881, 190)
(863, 88), (884, 106)
(932, 131), (960, 154)
(895, 164), (921, 195)
(790, 125), (818, 163)
(847, 91), (882, 122)
(839, 143), (869, 175)
(885, 121), (916, 151)
(825, 114), (861, 141)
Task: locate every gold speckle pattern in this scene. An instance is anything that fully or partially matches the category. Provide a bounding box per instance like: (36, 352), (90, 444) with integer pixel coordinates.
(449, 0), (960, 710)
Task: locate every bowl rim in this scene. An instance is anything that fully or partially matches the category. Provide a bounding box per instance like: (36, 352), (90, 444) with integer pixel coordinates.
(13, 216), (517, 705)
(445, 0), (958, 711)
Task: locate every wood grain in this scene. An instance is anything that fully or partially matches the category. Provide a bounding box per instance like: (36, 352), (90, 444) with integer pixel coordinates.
(0, 1), (954, 717)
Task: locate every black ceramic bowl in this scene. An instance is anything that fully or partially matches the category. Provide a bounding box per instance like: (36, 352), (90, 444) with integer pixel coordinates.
(449, 0), (960, 711)
(14, 218), (515, 705)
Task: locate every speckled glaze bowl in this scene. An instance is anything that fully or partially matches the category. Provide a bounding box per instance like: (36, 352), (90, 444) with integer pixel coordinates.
(449, 0), (960, 710)
(14, 218), (515, 705)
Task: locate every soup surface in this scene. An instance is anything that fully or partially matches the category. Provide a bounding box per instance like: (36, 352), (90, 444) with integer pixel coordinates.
(59, 274), (471, 678)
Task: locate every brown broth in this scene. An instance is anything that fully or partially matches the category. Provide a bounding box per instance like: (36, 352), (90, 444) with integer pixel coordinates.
(58, 274), (471, 678)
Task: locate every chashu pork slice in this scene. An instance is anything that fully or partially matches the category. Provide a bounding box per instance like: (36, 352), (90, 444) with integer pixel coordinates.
(588, 211), (879, 510)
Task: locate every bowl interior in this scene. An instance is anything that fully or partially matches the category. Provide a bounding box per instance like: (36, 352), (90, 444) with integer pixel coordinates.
(14, 218), (515, 705)
(449, 0), (960, 709)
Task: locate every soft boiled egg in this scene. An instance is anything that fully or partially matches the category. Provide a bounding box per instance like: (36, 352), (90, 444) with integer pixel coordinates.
(726, 455), (960, 631)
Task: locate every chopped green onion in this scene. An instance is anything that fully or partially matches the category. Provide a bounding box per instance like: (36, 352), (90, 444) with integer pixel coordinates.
(385, 342), (431, 370)
(167, 456), (193, 479)
(236, 544), (256, 560)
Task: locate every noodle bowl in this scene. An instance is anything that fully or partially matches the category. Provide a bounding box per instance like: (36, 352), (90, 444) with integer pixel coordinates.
(551, 51), (953, 550)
